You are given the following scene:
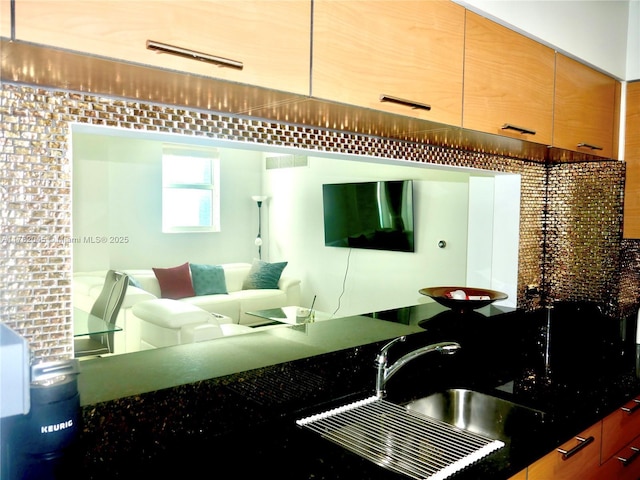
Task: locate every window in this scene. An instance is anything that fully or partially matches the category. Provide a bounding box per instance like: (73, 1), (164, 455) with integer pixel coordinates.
(162, 145), (220, 233)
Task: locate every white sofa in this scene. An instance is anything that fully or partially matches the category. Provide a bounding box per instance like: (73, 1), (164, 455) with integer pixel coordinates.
(132, 298), (261, 349)
(73, 262), (301, 353)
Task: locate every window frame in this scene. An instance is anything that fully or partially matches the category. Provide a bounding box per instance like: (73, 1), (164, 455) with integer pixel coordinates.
(161, 145), (221, 234)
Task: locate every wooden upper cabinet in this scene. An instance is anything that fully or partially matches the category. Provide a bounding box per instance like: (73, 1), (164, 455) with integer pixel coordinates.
(312, 0), (465, 126)
(553, 53), (618, 158)
(463, 11), (555, 145)
(12, 1), (311, 95)
(0, 0), (11, 38)
(623, 81), (640, 239)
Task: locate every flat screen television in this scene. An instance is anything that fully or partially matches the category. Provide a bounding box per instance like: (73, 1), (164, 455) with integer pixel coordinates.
(322, 180), (415, 252)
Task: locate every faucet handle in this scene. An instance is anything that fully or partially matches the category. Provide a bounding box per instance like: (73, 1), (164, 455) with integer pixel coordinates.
(376, 336), (407, 363)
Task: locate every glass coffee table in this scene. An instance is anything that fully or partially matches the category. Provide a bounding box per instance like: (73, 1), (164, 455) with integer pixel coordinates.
(247, 306), (331, 325)
(73, 308), (123, 337)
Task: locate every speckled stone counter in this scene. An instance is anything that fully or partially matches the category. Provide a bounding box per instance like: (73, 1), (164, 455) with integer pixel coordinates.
(74, 302), (640, 479)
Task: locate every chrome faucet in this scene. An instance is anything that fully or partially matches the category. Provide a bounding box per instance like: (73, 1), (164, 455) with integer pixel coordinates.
(375, 336), (461, 398)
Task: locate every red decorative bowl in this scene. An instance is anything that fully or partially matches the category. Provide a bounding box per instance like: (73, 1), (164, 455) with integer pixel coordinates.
(419, 286), (508, 312)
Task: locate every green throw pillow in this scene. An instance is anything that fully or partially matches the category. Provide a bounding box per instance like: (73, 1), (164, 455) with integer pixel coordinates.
(242, 260), (288, 290)
(190, 263), (228, 296)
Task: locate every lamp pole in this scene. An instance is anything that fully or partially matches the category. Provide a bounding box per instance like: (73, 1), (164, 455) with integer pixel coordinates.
(251, 196), (268, 259)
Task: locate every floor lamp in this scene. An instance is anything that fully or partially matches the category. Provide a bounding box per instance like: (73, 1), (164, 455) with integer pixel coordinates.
(252, 195), (268, 259)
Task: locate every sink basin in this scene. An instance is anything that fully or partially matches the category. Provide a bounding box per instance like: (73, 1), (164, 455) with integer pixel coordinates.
(297, 396), (506, 480)
(406, 388), (545, 442)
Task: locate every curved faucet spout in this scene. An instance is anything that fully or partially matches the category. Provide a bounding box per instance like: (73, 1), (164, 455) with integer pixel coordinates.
(375, 339), (461, 398)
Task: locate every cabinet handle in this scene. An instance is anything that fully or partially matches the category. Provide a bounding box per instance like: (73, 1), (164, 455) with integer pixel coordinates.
(501, 124), (537, 136)
(556, 435), (595, 460)
(621, 398), (640, 414)
(577, 142), (603, 151)
(617, 446), (640, 467)
(146, 40), (244, 70)
(379, 94), (431, 111)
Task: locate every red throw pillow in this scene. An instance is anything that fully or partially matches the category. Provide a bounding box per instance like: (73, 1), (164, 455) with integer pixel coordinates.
(152, 262), (195, 299)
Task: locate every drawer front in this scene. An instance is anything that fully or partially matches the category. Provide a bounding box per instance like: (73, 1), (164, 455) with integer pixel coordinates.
(507, 468), (527, 480)
(528, 422), (602, 480)
(598, 434), (640, 480)
(602, 395), (640, 461)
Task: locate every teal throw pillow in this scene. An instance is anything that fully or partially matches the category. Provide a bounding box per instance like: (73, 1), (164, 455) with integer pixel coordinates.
(242, 260), (288, 290)
(190, 263), (228, 296)
(128, 276), (142, 289)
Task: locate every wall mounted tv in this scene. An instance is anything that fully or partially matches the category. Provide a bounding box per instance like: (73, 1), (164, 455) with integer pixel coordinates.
(322, 180), (415, 252)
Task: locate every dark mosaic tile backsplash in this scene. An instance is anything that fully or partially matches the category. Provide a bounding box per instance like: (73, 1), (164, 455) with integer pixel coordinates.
(0, 83), (636, 362)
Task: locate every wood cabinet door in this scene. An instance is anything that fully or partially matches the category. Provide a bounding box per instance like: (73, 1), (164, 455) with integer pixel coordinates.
(507, 468), (527, 480)
(462, 10), (555, 145)
(602, 394), (640, 461)
(0, 0), (10, 38)
(528, 422), (602, 480)
(13, 0), (311, 95)
(623, 81), (640, 238)
(312, 0), (464, 126)
(599, 433), (640, 480)
(553, 53), (618, 159)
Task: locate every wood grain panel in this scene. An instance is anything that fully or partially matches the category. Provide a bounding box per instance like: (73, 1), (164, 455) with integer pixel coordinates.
(0, 0), (11, 38)
(599, 433), (640, 480)
(623, 81), (640, 238)
(507, 468), (527, 480)
(312, 0), (464, 126)
(553, 53), (617, 158)
(528, 422), (602, 480)
(463, 10), (555, 145)
(601, 394), (640, 460)
(13, 0), (311, 95)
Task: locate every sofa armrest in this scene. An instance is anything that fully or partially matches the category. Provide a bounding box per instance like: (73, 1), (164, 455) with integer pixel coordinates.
(181, 323), (223, 343)
(278, 276), (301, 292)
(132, 299), (211, 329)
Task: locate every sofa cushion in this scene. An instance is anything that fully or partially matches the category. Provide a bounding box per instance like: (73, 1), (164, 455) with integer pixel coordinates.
(152, 262), (195, 299)
(190, 263), (228, 296)
(120, 286), (157, 308)
(133, 298), (211, 329)
(242, 260), (288, 290)
(222, 263), (252, 292)
(180, 295), (239, 322)
(180, 322), (224, 343)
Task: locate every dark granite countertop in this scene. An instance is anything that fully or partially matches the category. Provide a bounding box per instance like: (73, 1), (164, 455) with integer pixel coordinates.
(75, 301), (640, 479)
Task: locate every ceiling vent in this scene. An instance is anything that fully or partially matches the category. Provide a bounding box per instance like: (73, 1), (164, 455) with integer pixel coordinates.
(265, 155), (308, 170)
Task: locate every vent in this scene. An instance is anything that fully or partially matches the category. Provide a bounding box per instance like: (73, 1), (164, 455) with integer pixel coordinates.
(265, 155), (308, 170)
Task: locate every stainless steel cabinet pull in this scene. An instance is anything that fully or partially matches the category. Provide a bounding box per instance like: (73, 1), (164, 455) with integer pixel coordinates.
(146, 40), (243, 70)
(617, 446), (640, 467)
(621, 398), (640, 414)
(379, 94), (431, 111)
(556, 435), (594, 460)
(501, 124), (536, 136)
(577, 142), (603, 151)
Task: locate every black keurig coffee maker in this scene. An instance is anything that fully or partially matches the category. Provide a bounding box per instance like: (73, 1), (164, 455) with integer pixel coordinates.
(1, 359), (81, 480)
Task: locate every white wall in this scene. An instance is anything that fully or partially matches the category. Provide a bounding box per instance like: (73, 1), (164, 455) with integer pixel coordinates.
(263, 154), (519, 316)
(72, 132), (262, 271)
(456, 0), (638, 80)
(629, 0), (640, 79)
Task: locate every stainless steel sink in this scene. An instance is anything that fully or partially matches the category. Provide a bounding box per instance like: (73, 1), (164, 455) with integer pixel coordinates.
(297, 396), (506, 480)
(406, 388), (545, 442)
